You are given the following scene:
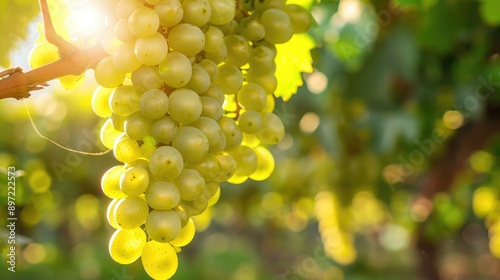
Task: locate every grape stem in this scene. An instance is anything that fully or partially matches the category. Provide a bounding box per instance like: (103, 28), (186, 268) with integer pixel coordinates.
(0, 0), (108, 100)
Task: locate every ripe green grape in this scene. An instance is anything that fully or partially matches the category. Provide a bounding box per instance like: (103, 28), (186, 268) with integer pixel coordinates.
(230, 145), (258, 177)
(114, 18), (137, 42)
(112, 42), (142, 73)
(109, 85), (142, 117)
(124, 112), (153, 140)
(101, 118), (122, 150)
(208, 0), (235, 25)
(167, 23), (205, 56)
(261, 8), (294, 44)
(201, 96), (223, 120)
(158, 51), (193, 88)
(204, 41), (227, 64)
(128, 7), (160, 38)
(109, 227), (146, 264)
(247, 68), (277, 95)
(236, 83), (267, 111)
(114, 196), (149, 228)
(106, 199), (121, 229)
(214, 152), (236, 182)
(172, 126), (209, 162)
(249, 146), (275, 181)
(168, 88), (202, 124)
(284, 4), (311, 34)
(111, 113), (127, 132)
(101, 165), (127, 199)
(203, 25), (224, 53)
(173, 169), (205, 201)
(135, 32), (169, 66)
(254, 0), (285, 12)
(95, 57), (126, 88)
(113, 133), (142, 163)
(201, 84), (225, 105)
(151, 116), (178, 144)
(198, 59), (219, 81)
(131, 65), (163, 91)
(224, 35), (251, 67)
(257, 112), (285, 144)
(154, 0), (183, 27)
(149, 146), (184, 180)
(140, 89), (169, 120)
(238, 17), (265, 41)
(145, 210), (181, 242)
(101, 29), (122, 55)
(238, 110), (263, 134)
(207, 183), (221, 206)
(218, 116), (242, 150)
(182, 0), (212, 27)
(191, 117), (224, 147)
(29, 42), (58, 69)
(185, 64), (211, 94)
(214, 64), (243, 95)
(92, 86), (113, 118)
(169, 218), (196, 247)
(115, 0), (143, 19)
(120, 166), (150, 197)
(146, 181), (180, 210)
(249, 45), (276, 74)
(141, 241), (178, 280)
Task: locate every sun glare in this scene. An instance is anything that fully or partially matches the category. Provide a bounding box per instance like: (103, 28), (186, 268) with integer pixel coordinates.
(71, 5), (105, 40)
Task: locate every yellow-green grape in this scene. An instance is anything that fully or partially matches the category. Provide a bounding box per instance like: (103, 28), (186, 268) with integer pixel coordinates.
(263, 94), (276, 112)
(208, 0), (235, 25)
(113, 134), (142, 163)
(242, 132), (261, 148)
(131, 65), (163, 91)
(173, 169), (205, 201)
(218, 116), (242, 150)
(238, 17), (265, 41)
(169, 218), (196, 247)
(124, 112), (153, 140)
(238, 110), (263, 134)
(139, 89), (169, 120)
(95, 56), (126, 88)
(249, 146), (275, 181)
(201, 84), (225, 105)
(204, 40), (227, 64)
(169, 88), (203, 124)
(185, 64), (211, 94)
(214, 152), (236, 182)
(257, 112), (285, 144)
(167, 23), (205, 56)
(203, 26), (224, 53)
(141, 241), (178, 280)
(59, 74), (85, 90)
(207, 184), (220, 206)
(109, 227), (146, 264)
(135, 32), (169, 66)
(154, 0), (184, 28)
(246, 68), (277, 95)
(127, 157), (151, 170)
(29, 42), (58, 69)
(145, 210), (181, 242)
(254, 0), (285, 12)
(179, 197), (207, 216)
(224, 35), (251, 67)
(146, 181), (181, 210)
(92, 86), (114, 118)
(115, 0), (143, 19)
(149, 146), (184, 180)
(173, 206), (190, 228)
(109, 85), (142, 117)
(261, 8), (294, 44)
(172, 126), (209, 162)
(128, 6), (160, 38)
(113, 42), (142, 73)
(236, 83), (267, 111)
(249, 45), (276, 74)
(140, 142), (156, 159)
(200, 96), (223, 120)
(209, 130), (227, 154)
(230, 145), (258, 177)
(101, 29), (122, 56)
(158, 51), (193, 88)
(100, 118), (122, 150)
(114, 18), (137, 42)
(120, 166), (150, 197)
(182, 0), (212, 27)
(114, 196), (149, 228)
(111, 113), (127, 132)
(190, 154), (222, 182)
(214, 64), (243, 95)
(101, 165), (127, 199)
(152, 116), (178, 144)
(106, 199), (121, 229)
(198, 59), (219, 81)
(284, 4), (311, 34)
(191, 117), (224, 148)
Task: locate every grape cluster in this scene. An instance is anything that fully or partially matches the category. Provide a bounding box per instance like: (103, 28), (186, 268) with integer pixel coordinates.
(92, 0), (311, 278)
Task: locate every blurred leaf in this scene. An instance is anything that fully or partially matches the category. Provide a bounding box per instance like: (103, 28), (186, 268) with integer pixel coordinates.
(480, 0), (500, 26)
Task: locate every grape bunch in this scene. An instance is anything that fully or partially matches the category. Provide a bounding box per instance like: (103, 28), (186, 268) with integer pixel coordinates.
(91, 0), (311, 278)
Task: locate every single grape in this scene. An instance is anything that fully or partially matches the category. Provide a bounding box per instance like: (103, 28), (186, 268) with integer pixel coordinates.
(114, 18), (137, 42)
(114, 196), (149, 228)
(92, 86), (114, 118)
(140, 89), (169, 120)
(238, 17), (265, 41)
(168, 88), (202, 124)
(124, 112), (153, 140)
(173, 169), (205, 201)
(167, 23), (205, 56)
(109, 85), (142, 117)
(257, 112), (285, 144)
(128, 7), (160, 38)
(135, 32), (169, 66)
(260, 8), (294, 44)
(149, 146), (184, 180)
(203, 26), (224, 53)
(182, 0), (212, 27)
(284, 4), (311, 34)
(146, 181), (181, 210)
(113, 42), (142, 73)
(224, 35), (251, 67)
(131, 65), (163, 91)
(145, 210), (181, 242)
(141, 241), (178, 280)
(236, 83), (267, 111)
(208, 0), (235, 25)
(95, 57), (126, 88)
(185, 64), (211, 94)
(113, 133), (142, 163)
(201, 96), (223, 120)
(120, 166), (150, 197)
(109, 227), (146, 264)
(169, 218), (196, 247)
(158, 51), (193, 88)
(154, 0), (183, 27)
(101, 165), (127, 199)
(151, 116), (178, 144)
(214, 64), (243, 95)
(172, 126), (209, 162)
(218, 116), (243, 150)
(106, 199), (121, 229)
(100, 118), (122, 150)
(191, 117), (224, 147)
(249, 145), (275, 181)
(238, 110), (263, 134)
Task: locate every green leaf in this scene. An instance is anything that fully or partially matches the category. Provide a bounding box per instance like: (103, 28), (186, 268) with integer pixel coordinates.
(274, 33), (315, 101)
(480, 0), (500, 26)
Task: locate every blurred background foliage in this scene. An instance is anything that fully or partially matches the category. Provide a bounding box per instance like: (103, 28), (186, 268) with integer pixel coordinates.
(2, 0), (500, 279)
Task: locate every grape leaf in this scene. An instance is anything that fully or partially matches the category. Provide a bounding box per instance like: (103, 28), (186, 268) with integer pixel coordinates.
(480, 0), (500, 26)
(274, 33), (315, 101)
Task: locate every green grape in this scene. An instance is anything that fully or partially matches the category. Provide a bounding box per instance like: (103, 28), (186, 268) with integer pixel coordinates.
(124, 112), (153, 140)
(191, 117), (224, 147)
(214, 19), (238, 35)
(120, 166), (150, 197)
(169, 218), (196, 247)
(135, 32), (169, 66)
(149, 146), (184, 180)
(59, 73), (85, 90)
(207, 183), (220, 206)
(260, 8), (294, 44)
(158, 51), (193, 88)
(115, 0), (143, 19)
(214, 64), (243, 95)
(214, 152), (236, 182)
(224, 35), (251, 67)
(100, 118), (122, 150)
(230, 145), (258, 176)
(128, 6), (159, 37)
(249, 145), (275, 181)
(190, 154), (222, 182)
(185, 64), (211, 94)
(238, 17), (265, 41)
(113, 133), (142, 163)
(114, 196), (149, 228)
(146, 210), (181, 242)
(198, 59), (219, 81)
(154, 0), (183, 28)
(254, 0), (285, 13)
(218, 116), (242, 150)
(201, 84), (225, 105)
(114, 18), (137, 42)
(249, 45), (276, 74)
(236, 83), (267, 111)
(101, 165), (127, 199)
(263, 94), (275, 112)
(227, 173), (247, 184)
(208, 0), (235, 25)
(141, 241), (178, 280)
(152, 116), (178, 144)
(284, 4), (311, 34)
(247, 68), (277, 95)
(168, 88), (202, 124)
(238, 110), (263, 134)
(127, 157), (151, 170)
(95, 57), (126, 88)
(182, 0), (212, 27)
(204, 41), (227, 64)
(203, 25), (224, 53)
(131, 65), (163, 91)
(172, 126), (209, 162)
(140, 89), (169, 120)
(109, 85), (142, 117)
(201, 96), (223, 120)
(29, 42), (58, 69)
(101, 29), (122, 55)
(242, 132), (261, 148)
(257, 112), (285, 144)
(192, 194), (209, 213)
(112, 42), (142, 73)
(146, 181), (180, 210)
(205, 181), (220, 198)
(140, 142), (156, 159)
(106, 199), (121, 229)
(92, 87), (113, 118)
(173, 206), (190, 227)
(109, 227), (146, 264)
(167, 23), (205, 56)
(179, 200), (205, 216)
(173, 169), (205, 201)
(111, 113), (127, 131)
